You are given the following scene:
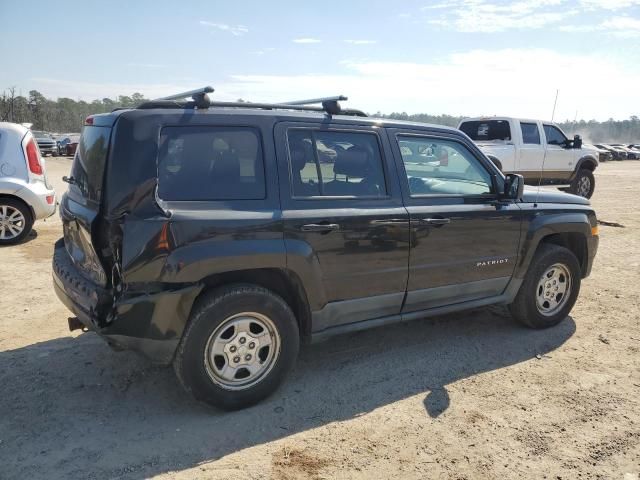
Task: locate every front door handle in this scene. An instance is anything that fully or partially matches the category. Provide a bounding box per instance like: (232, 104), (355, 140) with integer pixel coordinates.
(300, 223), (341, 232)
(420, 217), (451, 226)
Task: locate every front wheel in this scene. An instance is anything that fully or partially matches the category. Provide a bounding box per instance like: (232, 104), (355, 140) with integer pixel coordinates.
(569, 169), (595, 198)
(173, 284), (299, 410)
(508, 244), (581, 329)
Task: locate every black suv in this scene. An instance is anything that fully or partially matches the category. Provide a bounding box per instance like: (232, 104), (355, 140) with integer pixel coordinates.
(53, 90), (599, 410)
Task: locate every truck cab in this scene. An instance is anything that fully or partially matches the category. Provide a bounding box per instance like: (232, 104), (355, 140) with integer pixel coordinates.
(458, 117), (599, 198)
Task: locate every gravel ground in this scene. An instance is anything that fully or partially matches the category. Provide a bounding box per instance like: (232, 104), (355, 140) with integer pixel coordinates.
(0, 158), (638, 479)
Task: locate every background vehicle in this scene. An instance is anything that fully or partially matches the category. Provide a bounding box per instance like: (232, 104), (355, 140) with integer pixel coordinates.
(602, 144), (629, 160)
(585, 143), (612, 162)
(31, 130), (58, 156)
(53, 91), (599, 410)
(0, 122), (56, 244)
(609, 144), (639, 160)
(57, 134), (80, 156)
(458, 117), (599, 198)
(594, 144), (624, 160)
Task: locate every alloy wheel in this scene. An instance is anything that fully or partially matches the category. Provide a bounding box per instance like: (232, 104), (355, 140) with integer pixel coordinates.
(204, 312), (281, 391)
(0, 205), (26, 240)
(536, 263), (572, 316)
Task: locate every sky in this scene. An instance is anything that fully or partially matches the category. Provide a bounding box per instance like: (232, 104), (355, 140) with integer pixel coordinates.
(1, 0), (639, 121)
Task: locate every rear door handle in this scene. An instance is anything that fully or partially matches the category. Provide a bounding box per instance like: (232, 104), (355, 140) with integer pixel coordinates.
(300, 223), (340, 232)
(420, 217), (451, 226)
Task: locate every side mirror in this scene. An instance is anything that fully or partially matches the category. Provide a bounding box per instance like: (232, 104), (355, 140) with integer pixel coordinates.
(503, 173), (524, 200)
(573, 134), (582, 149)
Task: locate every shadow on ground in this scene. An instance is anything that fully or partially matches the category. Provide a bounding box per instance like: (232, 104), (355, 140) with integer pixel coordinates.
(0, 307), (575, 479)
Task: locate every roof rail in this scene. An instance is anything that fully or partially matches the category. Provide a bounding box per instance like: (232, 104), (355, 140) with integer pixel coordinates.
(133, 87), (366, 116)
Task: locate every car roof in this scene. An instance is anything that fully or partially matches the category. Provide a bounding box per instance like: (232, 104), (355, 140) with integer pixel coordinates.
(0, 122), (29, 136)
(94, 107), (463, 135)
(460, 116), (554, 125)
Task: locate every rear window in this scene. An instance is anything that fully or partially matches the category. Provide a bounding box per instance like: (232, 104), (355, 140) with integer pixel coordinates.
(157, 126), (265, 201)
(460, 120), (511, 141)
(70, 126), (110, 202)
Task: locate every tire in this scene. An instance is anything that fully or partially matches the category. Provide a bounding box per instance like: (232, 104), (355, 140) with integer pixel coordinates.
(508, 243), (581, 329)
(0, 198), (33, 245)
(569, 169), (595, 198)
(173, 284), (300, 410)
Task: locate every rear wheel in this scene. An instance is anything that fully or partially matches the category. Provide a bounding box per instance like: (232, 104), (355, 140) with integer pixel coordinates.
(173, 284), (299, 410)
(569, 169), (595, 198)
(508, 244), (581, 329)
(0, 199), (33, 245)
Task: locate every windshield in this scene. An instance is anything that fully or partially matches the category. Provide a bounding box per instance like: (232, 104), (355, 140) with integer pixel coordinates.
(459, 120), (511, 141)
(32, 131), (50, 139)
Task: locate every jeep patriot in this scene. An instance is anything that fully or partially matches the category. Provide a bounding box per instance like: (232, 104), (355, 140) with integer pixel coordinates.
(53, 89), (599, 409)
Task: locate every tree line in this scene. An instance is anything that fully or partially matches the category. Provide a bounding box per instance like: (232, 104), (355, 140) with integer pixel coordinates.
(1, 88), (638, 143)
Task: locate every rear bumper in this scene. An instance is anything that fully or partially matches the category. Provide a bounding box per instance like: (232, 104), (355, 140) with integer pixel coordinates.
(15, 183), (56, 220)
(52, 239), (202, 364)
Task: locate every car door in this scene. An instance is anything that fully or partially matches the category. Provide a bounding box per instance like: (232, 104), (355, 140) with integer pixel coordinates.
(542, 124), (574, 180)
(387, 128), (522, 312)
(517, 121), (545, 176)
(275, 122), (410, 332)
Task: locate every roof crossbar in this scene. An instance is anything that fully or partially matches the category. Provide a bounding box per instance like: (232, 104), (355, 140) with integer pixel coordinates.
(279, 95), (348, 106)
(133, 87), (366, 116)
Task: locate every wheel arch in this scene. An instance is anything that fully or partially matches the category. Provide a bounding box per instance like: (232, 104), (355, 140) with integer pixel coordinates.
(0, 193), (35, 221)
(514, 212), (593, 281)
(194, 268), (313, 342)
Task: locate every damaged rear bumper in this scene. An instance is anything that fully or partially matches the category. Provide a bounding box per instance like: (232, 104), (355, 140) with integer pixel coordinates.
(52, 239), (202, 364)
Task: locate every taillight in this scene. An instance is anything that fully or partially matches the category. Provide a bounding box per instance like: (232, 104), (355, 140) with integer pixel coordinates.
(26, 139), (43, 175)
(84, 116), (94, 125)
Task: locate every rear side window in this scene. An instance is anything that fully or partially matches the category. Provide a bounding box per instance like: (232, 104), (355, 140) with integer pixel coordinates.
(286, 129), (387, 198)
(70, 126), (110, 202)
(157, 126), (265, 201)
(520, 122), (541, 144)
(459, 120), (511, 141)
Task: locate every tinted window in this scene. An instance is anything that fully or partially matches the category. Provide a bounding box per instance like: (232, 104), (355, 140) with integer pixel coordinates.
(70, 126), (110, 202)
(459, 120), (511, 141)
(287, 129), (386, 198)
(398, 137), (493, 196)
(520, 122), (541, 144)
(157, 126), (265, 201)
(543, 125), (567, 145)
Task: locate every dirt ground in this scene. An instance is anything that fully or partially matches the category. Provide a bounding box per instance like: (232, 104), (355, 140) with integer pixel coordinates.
(0, 157), (638, 480)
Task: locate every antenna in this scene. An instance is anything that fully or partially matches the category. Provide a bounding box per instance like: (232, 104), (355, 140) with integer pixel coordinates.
(535, 89), (559, 206)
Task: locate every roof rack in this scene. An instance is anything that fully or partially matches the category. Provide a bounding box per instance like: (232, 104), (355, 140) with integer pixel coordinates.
(133, 87), (366, 117)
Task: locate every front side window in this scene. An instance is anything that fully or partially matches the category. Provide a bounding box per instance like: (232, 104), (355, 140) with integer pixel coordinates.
(287, 129), (387, 198)
(543, 125), (568, 145)
(398, 136), (493, 196)
(157, 126), (265, 201)
(520, 122), (541, 144)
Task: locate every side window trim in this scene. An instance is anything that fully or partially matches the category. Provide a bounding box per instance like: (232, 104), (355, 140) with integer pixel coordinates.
(286, 126), (391, 201)
(394, 132), (498, 199)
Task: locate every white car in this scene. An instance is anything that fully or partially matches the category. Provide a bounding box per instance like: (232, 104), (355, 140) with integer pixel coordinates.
(0, 122), (56, 244)
(458, 117), (599, 198)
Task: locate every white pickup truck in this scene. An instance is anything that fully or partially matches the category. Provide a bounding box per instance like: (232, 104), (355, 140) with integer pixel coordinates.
(458, 117), (599, 198)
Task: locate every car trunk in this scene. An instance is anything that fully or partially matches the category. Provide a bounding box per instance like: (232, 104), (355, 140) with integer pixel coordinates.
(60, 123), (112, 289)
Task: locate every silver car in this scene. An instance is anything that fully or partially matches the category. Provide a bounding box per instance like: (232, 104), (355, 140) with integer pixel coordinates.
(0, 122), (56, 244)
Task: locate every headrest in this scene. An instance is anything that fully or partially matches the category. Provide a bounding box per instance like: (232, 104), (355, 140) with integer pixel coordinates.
(333, 146), (371, 177)
(290, 144), (308, 172)
(212, 151), (240, 179)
